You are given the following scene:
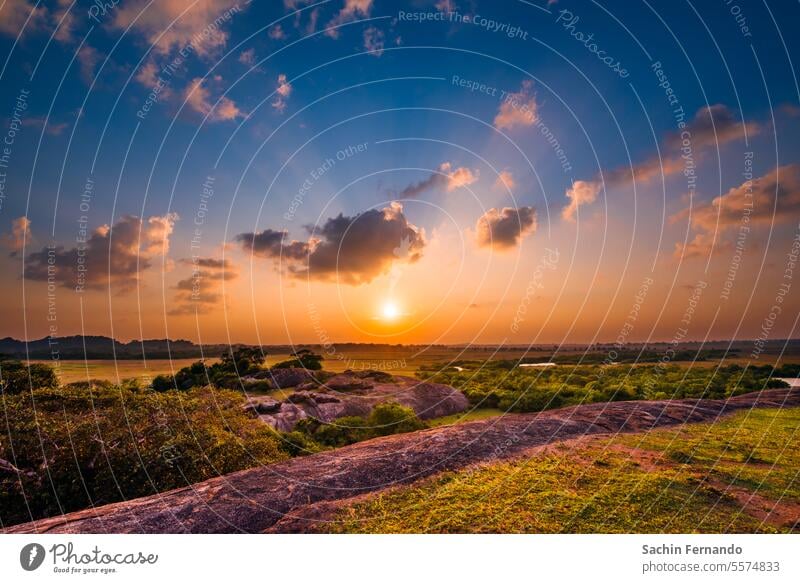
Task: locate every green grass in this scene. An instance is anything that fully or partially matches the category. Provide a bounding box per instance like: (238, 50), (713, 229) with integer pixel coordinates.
(426, 408), (505, 427)
(322, 407), (800, 533)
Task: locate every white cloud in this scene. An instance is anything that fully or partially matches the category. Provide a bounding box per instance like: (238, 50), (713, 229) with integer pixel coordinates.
(272, 73), (293, 113)
(494, 80), (538, 130)
(184, 77), (244, 122)
(562, 180), (601, 222)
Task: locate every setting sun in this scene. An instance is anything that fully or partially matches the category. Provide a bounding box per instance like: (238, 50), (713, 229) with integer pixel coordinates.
(381, 300), (401, 321)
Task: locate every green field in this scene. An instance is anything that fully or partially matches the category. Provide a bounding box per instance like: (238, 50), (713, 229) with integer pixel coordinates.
(322, 407), (800, 533)
(30, 358), (220, 385)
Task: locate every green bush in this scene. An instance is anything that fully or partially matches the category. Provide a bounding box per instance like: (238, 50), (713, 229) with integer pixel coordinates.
(286, 403), (425, 452)
(274, 349), (323, 370)
(0, 381), (287, 527)
(416, 361), (793, 414)
(149, 348), (269, 391)
(0, 360), (59, 395)
(367, 403), (426, 436)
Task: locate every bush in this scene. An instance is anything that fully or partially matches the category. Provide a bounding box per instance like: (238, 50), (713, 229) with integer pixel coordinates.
(285, 402), (425, 453)
(149, 348), (269, 391)
(274, 349), (323, 371)
(367, 403), (426, 436)
(0, 382), (287, 527)
(0, 360), (59, 395)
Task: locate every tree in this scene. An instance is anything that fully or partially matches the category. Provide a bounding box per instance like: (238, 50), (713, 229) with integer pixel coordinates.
(0, 360), (59, 395)
(274, 349), (323, 370)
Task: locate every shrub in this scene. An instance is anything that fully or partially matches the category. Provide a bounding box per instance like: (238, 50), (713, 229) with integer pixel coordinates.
(0, 383), (287, 527)
(0, 360), (59, 395)
(274, 349), (323, 370)
(367, 403), (426, 436)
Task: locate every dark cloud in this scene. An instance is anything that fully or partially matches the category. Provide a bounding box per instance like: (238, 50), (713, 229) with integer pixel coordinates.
(664, 104), (760, 151)
(475, 206), (537, 250)
(235, 202), (426, 284)
(234, 229), (309, 261)
(25, 214), (177, 292)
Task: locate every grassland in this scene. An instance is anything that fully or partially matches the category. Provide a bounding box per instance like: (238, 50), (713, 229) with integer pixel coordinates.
(321, 407), (800, 533)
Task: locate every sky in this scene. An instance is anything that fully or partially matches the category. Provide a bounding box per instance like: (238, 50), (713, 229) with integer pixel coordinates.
(0, 0), (799, 347)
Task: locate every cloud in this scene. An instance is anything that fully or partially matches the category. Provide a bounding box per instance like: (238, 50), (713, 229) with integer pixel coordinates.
(3, 216), (31, 256)
(398, 162), (479, 198)
(77, 45), (102, 84)
(565, 104), (761, 220)
(238, 48), (256, 66)
(687, 164), (800, 232)
(494, 170), (515, 191)
(53, 0), (77, 43)
(268, 24), (286, 40)
(169, 257), (238, 315)
(272, 74), (292, 112)
(494, 80), (538, 130)
(184, 77), (244, 122)
(112, 0), (243, 57)
(25, 214), (178, 292)
(664, 104), (761, 151)
(234, 229), (309, 261)
(609, 104), (760, 187)
(476, 206), (537, 249)
(672, 164), (800, 260)
(363, 26), (384, 56)
(562, 180), (601, 222)
(673, 233), (731, 260)
(0, 0), (48, 37)
(235, 203), (426, 284)
(325, 0), (373, 38)
(25, 117), (69, 136)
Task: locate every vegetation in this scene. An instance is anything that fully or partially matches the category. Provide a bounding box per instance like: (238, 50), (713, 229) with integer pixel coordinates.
(151, 347), (267, 391)
(0, 375), (287, 527)
(285, 402), (426, 452)
(322, 407), (800, 533)
(417, 362), (796, 413)
(273, 349), (324, 370)
(0, 360), (59, 395)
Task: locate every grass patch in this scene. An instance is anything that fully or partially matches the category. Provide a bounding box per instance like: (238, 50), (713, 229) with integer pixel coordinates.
(322, 408), (800, 533)
(427, 408), (505, 427)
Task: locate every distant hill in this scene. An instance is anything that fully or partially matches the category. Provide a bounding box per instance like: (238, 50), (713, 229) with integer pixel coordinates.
(0, 336), (252, 360)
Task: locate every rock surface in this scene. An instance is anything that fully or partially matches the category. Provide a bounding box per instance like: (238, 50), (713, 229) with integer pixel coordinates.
(5, 388), (798, 534)
(248, 372), (470, 432)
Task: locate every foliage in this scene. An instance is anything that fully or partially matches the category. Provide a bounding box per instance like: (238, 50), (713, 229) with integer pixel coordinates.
(273, 349), (324, 371)
(0, 360), (59, 395)
(322, 408), (800, 533)
(287, 403), (425, 450)
(416, 362), (791, 414)
(151, 347), (267, 391)
(0, 381), (287, 527)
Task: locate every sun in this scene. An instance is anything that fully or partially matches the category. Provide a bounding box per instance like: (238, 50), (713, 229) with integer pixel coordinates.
(380, 300), (401, 320)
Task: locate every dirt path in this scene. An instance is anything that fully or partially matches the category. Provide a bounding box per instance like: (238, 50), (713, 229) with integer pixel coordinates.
(5, 388), (798, 534)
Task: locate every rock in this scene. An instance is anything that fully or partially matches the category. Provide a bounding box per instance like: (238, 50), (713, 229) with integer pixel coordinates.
(268, 368), (317, 388)
(255, 373), (469, 431)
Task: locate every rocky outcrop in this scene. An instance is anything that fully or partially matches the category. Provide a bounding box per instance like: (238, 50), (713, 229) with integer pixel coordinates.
(247, 372), (470, 432)
(244, 368), (317, 389)
(6, 388), (798, 534)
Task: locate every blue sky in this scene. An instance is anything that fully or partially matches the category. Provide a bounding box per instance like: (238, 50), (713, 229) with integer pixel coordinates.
(1, 0), (799, 344)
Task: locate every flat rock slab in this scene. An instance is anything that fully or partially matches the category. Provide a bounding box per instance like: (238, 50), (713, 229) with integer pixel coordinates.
(5, 388), (798, 534)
